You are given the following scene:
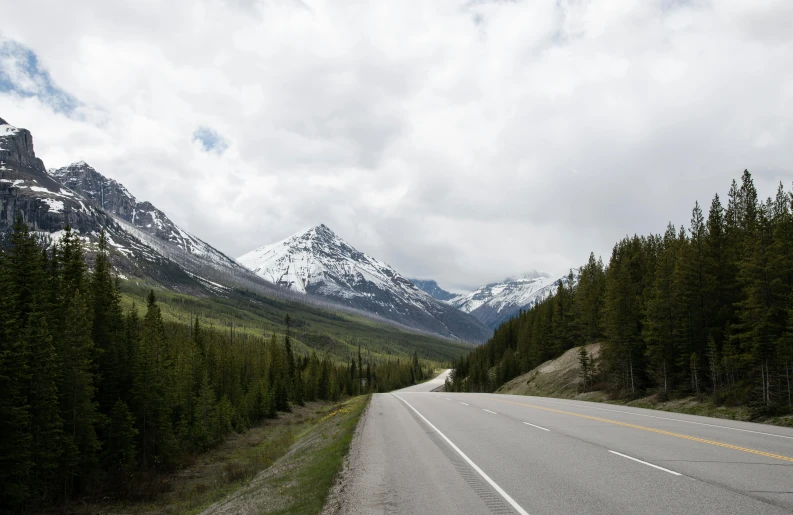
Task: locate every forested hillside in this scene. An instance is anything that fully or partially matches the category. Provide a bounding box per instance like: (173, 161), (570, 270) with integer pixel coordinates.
(0, 219), (431, 511)
(449, 171), (793, 414)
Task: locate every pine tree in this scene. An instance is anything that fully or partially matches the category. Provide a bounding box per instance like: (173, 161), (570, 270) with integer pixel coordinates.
(59, 290), (100, 498)
(578, 346), (590, 390)
(133, 291), (177, 469)
(0, 219), (32, 509)
(92, 232), (126, 414)
(643, 224), (678, 397)
(192, 371), (219, 451)
(105, 400), (138, 479)
(24, 311), (63, 504)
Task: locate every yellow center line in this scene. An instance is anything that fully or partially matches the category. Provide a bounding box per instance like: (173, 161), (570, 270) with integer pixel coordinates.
(477, 396), (793, 463)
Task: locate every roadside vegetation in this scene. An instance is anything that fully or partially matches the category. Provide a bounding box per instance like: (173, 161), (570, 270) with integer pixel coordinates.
(0, 219), (432, 512)
(450, 170), (793, 420)
(61, 396), (369, 514)
(496, 343), (793, 427)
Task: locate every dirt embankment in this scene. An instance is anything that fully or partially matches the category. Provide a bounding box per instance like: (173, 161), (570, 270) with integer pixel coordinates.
(497, 343), (603, 400)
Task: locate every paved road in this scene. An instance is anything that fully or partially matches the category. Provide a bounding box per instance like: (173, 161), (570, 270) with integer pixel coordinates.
(396, 368), (452, 392)
(337, 370), (793, 514)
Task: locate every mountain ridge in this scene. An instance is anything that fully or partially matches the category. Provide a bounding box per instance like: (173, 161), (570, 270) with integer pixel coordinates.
(49, 161), (241, 271)
(0, 115), (488, 342)
(238, 225), (492, 341)
(449, 274), (563, 329)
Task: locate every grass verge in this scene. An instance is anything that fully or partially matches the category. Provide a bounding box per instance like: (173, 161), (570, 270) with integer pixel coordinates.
(200, 394), (370, 515)
(58, 397), (369, 514)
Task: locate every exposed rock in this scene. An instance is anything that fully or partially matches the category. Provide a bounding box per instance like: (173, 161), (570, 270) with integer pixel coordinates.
(410, 279), (458, 301)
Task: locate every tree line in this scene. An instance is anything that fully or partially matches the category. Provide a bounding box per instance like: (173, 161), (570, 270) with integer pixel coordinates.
(449, 171), (793, 414)
(0, 219), (429, 510)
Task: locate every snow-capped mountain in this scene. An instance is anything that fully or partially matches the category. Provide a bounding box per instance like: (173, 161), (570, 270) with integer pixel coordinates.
(238, 226), (492, 341)
(0, 116), (218, 287)
(50, 161), (240, 270)
(411, 279), (458, 301)
(449, 273), (563, 329)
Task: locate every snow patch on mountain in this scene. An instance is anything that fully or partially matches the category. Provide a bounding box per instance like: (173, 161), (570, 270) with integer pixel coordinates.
(238, 225), (431, 303)
(237, 225), (492, 341)
(449, 273), (563, 329)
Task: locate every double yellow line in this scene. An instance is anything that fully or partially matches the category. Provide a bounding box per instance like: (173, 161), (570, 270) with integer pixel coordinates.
(480, 396), (793, 463)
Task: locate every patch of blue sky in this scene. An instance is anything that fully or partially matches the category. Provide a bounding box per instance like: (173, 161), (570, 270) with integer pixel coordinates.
(0, 39), (81, 115)
(193, 126), (229, 154)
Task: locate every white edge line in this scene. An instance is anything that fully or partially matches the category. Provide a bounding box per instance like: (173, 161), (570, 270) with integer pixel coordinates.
(523, 422), (550, 432)
(393, 393), (530, 515)
(609, 450), (681, 476)
(483, 409), (498, 415)
(460, 402), (469, 406)
(530, 397), (793, 440)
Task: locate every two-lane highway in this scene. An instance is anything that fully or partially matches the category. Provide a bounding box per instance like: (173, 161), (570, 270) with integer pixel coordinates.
(335, 370), (793, 514)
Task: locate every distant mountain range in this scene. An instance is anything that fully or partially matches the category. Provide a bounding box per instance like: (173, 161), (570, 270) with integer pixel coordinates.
(411, 272), (565, 330)
(237, 225), (491, 341)
(410, 279), (458, 301)
(0, 115), (490, 342)
(447, 273), (563, 329)
(1, 114), (564, 341)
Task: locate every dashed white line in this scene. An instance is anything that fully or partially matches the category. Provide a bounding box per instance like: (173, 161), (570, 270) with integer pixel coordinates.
(609, 450), (681, 476)
(460, 402), (469, 406)
(393, 394), (530, 515)
(483, 409), (498, 415)
(445, 397), (452, 400)
(523, 422), (550, 432)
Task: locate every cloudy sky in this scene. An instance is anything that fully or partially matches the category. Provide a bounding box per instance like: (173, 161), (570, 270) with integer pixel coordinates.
(2, 0), (792, 291)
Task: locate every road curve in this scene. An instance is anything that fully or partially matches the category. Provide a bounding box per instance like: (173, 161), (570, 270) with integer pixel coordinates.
(397, 368), (452, 392)
(335, 371), (793, 514)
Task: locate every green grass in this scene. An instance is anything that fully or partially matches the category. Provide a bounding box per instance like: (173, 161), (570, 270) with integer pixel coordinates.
(119, 280), (472, 365)
(270, 395), (368, 514)
(65, 398), (369, 514)
(197, 395), (370, 515)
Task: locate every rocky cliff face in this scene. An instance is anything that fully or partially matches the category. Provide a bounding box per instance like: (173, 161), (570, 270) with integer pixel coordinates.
(50, 161), (240, 270)
(0, 116), (208, 288)
(238, 225), (492, 342)
(410, 279), (458, 301)
(0, 117), (106, 234)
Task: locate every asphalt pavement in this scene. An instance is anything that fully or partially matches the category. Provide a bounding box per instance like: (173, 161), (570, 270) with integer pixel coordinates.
(335, 370), (793, 514)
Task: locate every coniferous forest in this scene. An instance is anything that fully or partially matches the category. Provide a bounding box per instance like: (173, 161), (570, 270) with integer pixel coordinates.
(0, 219), (429, 511)
(450, 171), (793, 415)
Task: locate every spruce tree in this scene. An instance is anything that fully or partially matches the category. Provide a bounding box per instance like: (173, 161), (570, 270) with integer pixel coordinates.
(0, 219), (32, 510)
(59, 290), (100, 498)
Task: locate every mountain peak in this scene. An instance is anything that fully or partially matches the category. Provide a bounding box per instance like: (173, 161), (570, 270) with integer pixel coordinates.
(237, 227), (491, 341)
(0, 116), (8, 125)
(306, 223), (335, 238)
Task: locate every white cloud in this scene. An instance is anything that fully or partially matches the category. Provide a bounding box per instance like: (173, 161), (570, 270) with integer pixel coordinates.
(2, 0), (793, 291)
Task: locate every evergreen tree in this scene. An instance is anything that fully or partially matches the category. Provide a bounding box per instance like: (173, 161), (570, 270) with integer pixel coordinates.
(133, 291), (177, 469)
(192, 371), (219, 451)
(59, 290), (100, 498)
(0, 219), (32, 510)
(105, 400), (138, 480)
